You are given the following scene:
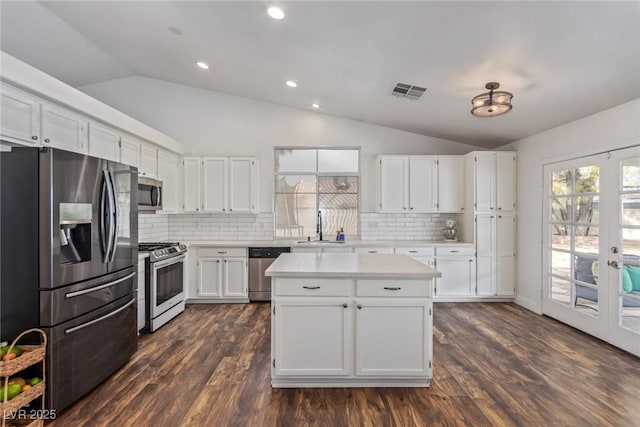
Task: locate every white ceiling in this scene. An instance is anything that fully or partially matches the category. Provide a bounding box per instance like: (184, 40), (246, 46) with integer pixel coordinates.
(1, 1), (639, 148)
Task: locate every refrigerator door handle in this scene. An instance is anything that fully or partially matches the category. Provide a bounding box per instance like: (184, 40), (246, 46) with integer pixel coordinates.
(108, 170), (118, 262)
(104, 170), (115, 263)
(100, 170), (110, 263)
(64, 297), (135, 335)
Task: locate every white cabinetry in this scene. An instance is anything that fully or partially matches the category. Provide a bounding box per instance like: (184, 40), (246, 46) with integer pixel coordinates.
(192, 247), (248, 301)
(497, 213), (516, 296)
(355, 298), (431, 376)
(139, 144), (157, 178)
(183, 157), (257, 214)
(434, 246), (475, 296)
(0, 83), (40, 145)
(472, 152), (515, 212)
(378, 155), (464, 213)
(394, 247), (435, 268)
(88, 122), (119, 162)
(120, 135), (141, 168)
(157, 150), (181, 212)
(274, 299), (350, 376)
(41, 103), (87, 154)
(271, 275), (433, 386)
(354, 247), (393, 254)
(475, 211), (515, 296)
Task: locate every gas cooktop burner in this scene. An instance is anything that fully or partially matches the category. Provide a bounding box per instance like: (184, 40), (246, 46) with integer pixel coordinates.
(139, 242), (187, 262)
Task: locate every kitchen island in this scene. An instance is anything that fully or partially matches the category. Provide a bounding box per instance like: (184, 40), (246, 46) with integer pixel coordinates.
(265, 252), (441, 388)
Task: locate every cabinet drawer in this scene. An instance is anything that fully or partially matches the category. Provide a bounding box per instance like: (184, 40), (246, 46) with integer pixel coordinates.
(198, 247), (247, 257)
(274, 278), (352, 296)
(394, 247), (435, 257)
(354, 247), (393, 254)
(356, 280), (431, 297)
(436, 246), (474, 256)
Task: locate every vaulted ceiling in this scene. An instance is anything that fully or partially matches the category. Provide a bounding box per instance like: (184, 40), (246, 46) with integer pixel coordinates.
(1, 1), (639, 148)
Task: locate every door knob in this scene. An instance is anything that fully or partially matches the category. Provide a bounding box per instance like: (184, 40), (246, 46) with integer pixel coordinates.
(611, 246), (619, 254)
(608, 260), (621, 269)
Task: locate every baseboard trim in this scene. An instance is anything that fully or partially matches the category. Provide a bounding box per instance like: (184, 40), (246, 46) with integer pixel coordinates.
(514, 295), (541, 314)
(186, 299), (250, 304)
(434, 297), (515, 303)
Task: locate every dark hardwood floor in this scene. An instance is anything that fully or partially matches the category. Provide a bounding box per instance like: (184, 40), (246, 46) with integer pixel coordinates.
(49, 303), (639, 427)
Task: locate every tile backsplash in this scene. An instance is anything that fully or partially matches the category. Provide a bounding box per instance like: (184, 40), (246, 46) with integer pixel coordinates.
(168, 213), (274, 241)
(360, 212), (460, 241)
(138, 212), (460, 242)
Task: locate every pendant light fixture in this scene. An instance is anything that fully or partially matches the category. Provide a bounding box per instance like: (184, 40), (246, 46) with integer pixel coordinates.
(471, 82), (513, 117)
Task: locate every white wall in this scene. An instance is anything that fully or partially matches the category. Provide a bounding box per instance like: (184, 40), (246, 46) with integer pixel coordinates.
(79, 76), (480, 212)
(502, 99), (640, 313)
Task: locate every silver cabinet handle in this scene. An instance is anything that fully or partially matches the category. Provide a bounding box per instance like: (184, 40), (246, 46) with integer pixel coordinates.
(303, 286), (320, 290)
(450, 250), (459, 253)
(31, 135), (38, 140)
(44, 138), (50, 143)
(65, 298), (135, 335)
(357, 304), (362, 309)
(217, 251), (227, 254)
(229, 208), (233, 212)
(65, 272), (135, 298)
(409, 250), (418, 253)
(343, 303), (348, 308)
(368, 250), (377, 253)
(383, 287), (401, 291)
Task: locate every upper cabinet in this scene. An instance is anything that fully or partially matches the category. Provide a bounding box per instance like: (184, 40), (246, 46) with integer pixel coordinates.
(88, 121), (119, 162)
(183, 156), (257, 214)
(377, 155), (464, 213)
(0, 84), (40, 145)
(41, 103), (87, 154)
(120, 135), (141, 168)
(139, 144), (158, 178)
(157, 150), (181, 212)
(472, 152), (516, 212)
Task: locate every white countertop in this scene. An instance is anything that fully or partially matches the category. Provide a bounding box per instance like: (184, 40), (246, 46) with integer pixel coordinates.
(182, 239), (473, 248)
(265, 253), (441, 279)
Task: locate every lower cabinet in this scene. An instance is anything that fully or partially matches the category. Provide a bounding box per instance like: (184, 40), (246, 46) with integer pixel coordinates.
(435, 257), (475, 296)
(271, 277), (433, 386)
(355, 299), (431, 376)
(191, 247), (248, 300)
(273, 298), (351, 376)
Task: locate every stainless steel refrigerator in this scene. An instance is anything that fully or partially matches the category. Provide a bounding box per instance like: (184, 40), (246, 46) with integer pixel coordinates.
(0, 146), (138, 412)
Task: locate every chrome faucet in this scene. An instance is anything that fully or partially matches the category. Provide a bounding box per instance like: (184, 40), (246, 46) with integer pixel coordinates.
(316, 210), (323, 241)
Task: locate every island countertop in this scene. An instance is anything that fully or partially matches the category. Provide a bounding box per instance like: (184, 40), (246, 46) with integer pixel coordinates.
(265, 253), (441, 279)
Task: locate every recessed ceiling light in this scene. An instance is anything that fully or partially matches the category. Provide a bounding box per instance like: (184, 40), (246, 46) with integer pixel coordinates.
(195, 61), (209, 70)
(285, 80), (297, 88)
(311, 103), (320, 109)
(267, 6), (285, 20)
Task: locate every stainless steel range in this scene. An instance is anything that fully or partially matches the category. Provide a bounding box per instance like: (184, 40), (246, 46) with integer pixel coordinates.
(138, 242), (187, 332)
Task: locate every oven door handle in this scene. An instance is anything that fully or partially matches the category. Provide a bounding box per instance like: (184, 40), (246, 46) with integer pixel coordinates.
(152, 254), (186, 270)
(65, 272), (136, 299)
(64, 298), (135, 335)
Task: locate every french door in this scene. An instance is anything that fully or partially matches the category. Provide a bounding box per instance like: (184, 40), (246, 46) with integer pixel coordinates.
(542, 146), (640, 356)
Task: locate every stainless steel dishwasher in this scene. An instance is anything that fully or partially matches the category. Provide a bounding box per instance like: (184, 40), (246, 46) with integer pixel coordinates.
(248, 247), (291, 301)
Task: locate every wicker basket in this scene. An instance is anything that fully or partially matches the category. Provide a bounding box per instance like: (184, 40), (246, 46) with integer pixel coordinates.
(0, 329), (46, 427)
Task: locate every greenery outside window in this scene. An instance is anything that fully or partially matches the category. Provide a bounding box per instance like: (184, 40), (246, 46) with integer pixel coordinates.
(274, 147), (360, 239)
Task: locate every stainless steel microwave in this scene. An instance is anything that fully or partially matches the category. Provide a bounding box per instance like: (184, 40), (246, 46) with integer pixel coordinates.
(138, 177), (162, 211)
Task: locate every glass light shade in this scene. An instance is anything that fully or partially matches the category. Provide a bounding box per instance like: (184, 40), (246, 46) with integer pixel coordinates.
(471, 87), (513, 117)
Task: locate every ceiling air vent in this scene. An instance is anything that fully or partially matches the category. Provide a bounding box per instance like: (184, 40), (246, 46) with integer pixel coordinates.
(392, 82), (427, 100)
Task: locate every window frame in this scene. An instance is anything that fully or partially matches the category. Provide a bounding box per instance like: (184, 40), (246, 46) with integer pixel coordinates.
(273, 146), (361, 240)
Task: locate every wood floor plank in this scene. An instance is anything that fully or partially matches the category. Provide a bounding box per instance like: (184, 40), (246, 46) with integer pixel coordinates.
(47, 302), (640, 427)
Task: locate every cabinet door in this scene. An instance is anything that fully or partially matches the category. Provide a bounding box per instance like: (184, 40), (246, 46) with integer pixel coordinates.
(120, 135), (141, 168)
(496, 153), (516, 212)
(356, 299), (430, 376)
(379, 156), (408, 212)
(88, 122), (119, 162)
(229, 158), (256, 213)
(0, 84), (40, 144)
(157, 150), (180, 212)
(476, 214), (496, 295)
(197, 258), (222, 297)
(474, 153), (495, 212)
(409, 156), (437, 211)
(223, 257), (247, 298)
(435, 258), (474, 296)
(274, 298), (350, 376)
(438, 156), (465, 212)
(41, 103), (87, 154)
(139, 144), (157, 178)
(497, 213), (516, 296)
(202, 157), (227, 212)
(183, 157), (202, 212)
